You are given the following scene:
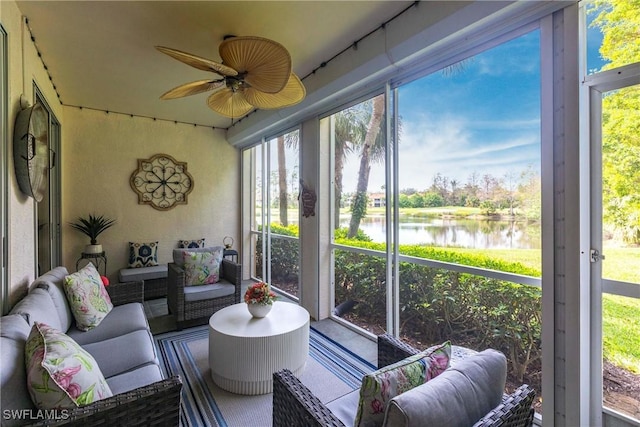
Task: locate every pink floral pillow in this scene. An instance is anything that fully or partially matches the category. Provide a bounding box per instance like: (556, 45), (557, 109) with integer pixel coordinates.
(25, 322), (112, 409)
(63, 262), (113, 331)
(354, 341), (451, 427)
(183, 250), (222, 285)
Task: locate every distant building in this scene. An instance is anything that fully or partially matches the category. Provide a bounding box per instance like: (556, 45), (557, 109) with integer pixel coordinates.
(368, 192), (386, 208)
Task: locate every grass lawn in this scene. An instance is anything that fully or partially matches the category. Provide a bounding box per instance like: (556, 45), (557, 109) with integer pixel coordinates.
(603, 294), (640, 373)
(443, 246), (640, 284)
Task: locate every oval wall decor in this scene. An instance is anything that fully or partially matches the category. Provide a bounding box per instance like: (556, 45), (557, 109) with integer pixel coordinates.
(130, 153), (194, 211)
(13, 103), (49, 201)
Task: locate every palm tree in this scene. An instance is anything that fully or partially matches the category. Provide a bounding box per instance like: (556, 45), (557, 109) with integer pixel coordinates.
(348, 95), (386, 238)
(277, 135), (288, 225)
(275, 131), (299, 226)
(333, 107), (368, 228)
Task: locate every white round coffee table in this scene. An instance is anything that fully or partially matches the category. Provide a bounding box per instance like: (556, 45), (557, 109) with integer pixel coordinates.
(208, 301), (310, 395)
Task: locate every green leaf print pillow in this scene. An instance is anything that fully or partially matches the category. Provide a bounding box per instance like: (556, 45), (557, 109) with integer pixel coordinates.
(354, 341), (451, 427)
(63, 262), (113, 331)
(25, 322), (112, 408)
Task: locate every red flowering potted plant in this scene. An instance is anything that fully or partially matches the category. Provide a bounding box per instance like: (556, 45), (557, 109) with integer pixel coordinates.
(244, 282), (277, 318)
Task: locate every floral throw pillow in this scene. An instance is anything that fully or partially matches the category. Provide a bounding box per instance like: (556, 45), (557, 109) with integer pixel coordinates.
(63, 262), (113, 331)
(25, 322), (112, 409)
(178, 238), (205, 249)
(183, 250), (222, 285)
(128, 241), (159, 268)
(354, 341), (451, 427)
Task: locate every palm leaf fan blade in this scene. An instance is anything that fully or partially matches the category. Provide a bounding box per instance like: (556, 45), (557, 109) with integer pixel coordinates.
(160, 80), (225, 99)
(155, 46), (238, 76)
(207, 89), (254, 118)
(219, 36), (291, 93)
(244, 73), (306, 109)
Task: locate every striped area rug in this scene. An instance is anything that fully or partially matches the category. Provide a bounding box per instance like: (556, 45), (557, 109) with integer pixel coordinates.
(154, 325), (375, 427)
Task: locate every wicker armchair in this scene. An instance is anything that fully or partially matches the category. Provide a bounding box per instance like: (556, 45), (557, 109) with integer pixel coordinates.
(25, 281), (183, 426)
(167, 259), (242, 329)
(273, 333), (535, 427)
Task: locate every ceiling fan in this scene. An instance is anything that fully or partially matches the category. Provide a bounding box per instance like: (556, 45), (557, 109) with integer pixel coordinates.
(156, 36), (306, 118)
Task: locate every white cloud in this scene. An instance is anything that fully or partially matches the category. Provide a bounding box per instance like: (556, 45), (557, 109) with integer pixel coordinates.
(340, 115), (540, 192)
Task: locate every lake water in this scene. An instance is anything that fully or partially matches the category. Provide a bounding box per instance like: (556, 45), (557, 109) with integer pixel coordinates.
(339, 215), (541, 250)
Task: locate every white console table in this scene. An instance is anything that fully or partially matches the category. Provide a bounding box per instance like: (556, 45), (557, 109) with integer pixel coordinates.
(208, 301), (310, 395)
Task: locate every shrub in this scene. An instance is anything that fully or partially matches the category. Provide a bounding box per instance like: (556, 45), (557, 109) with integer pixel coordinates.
(255, 224), (300, 282)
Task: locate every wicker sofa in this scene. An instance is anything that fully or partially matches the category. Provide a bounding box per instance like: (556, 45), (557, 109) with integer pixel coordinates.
(0, 267), (182, 426)
(167, 246), (242, 329)
(273, 334), (535, 427)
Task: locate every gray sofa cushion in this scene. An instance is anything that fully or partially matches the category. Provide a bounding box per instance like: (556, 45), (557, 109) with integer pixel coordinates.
(326, 389), (360, 427)
(383, 349), (507, 427)
(0, 313), (31, 340)
(119, 265), (168, 282)
(82, 329), (158, 378)
(106, 364), (164, 395)
(1, 336), (37, 424)
(29, 266), (73, 331)
(0, 315), (38, 426)
(9, 288), (63, 331)
(66, 302), (149, 345)
(183, 280), (235, 302)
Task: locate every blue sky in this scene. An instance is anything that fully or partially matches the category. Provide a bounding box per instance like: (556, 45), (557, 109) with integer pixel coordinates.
(341, 30), (542, 192)
(340, 17), (608, 194)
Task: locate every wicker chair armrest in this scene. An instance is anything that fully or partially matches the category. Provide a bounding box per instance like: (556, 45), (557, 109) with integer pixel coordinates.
(273, 369), (346, 427)
(106, 280), (143, 306)
(221, 259), (242, 286)
(472, 384), (536, 427)
(167, 263), (185, 320)
(377, 333), (421, 368)
(26, 376), (182, 426)
(168, 263), (186, 290)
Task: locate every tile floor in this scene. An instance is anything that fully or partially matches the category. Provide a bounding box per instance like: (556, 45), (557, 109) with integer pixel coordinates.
(143, 283), (378, 366)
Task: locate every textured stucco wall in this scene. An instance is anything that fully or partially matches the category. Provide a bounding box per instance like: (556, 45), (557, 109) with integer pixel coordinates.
(2, 0), (240, 306)
(3, 0), (64, 307)
(62, 107), (240, 281)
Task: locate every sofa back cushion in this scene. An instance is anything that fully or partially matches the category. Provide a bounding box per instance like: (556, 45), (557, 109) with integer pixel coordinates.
(355, 341), (451, 427)
(30, 266), (73, 331)
(0, 313), (31, 340)
(9, 287), (64, 331)
(1, 315), (38, 425)
(383, 349), (507, 427)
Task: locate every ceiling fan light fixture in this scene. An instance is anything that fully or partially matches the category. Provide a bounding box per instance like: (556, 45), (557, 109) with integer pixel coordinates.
(156, 35), (305, 119)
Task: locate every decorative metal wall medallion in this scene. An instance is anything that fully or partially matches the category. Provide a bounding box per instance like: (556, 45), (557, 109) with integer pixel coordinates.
(130, 153), (193, 211)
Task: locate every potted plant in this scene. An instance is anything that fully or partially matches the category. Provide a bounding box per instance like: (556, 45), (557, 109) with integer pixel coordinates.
(69, 214), (116, 254)
(244, 282), (278, 318)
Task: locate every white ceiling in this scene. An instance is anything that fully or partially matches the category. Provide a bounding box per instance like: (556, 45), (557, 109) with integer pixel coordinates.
(15, 1), (414, 130)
